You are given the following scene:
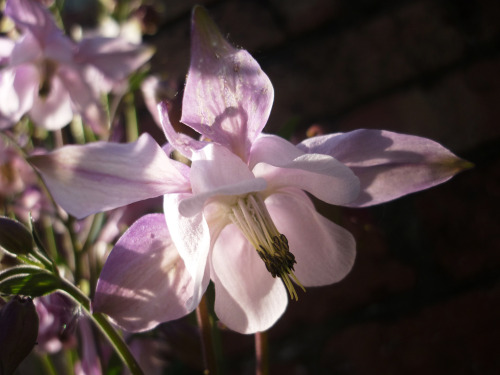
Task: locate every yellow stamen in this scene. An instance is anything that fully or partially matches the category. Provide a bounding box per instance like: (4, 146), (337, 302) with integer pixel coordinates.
(230, 194), (306, 300)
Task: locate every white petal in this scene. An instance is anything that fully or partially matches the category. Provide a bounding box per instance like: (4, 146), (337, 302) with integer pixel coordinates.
(266, 189), (356, 286)
(251, 135), (360, 205)
(211, 224), (287, 334)
(179, 143), (267, 217)
(164, 193), (211, 311)
(29, 75), (73, 129)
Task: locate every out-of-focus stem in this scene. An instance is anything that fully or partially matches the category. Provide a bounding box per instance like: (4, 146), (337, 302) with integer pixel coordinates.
(42, 216), (58, 264)
(65, 216), (82, 284)
(124, 92), (138, 142)
(53, 129), (64, 148)
(40, 354), (57, 375)
(70, 116), (86, 144)
(255, 331), (269, 375)
(196, 294), (218, 375)
(80, 212), (104, 255)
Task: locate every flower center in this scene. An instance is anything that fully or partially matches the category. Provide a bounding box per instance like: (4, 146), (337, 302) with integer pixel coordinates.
(38, 59), (58, 97)
(229, 193), (305, 300)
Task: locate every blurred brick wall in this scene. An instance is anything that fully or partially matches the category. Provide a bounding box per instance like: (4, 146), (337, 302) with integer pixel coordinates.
(145, 0), (500, 374)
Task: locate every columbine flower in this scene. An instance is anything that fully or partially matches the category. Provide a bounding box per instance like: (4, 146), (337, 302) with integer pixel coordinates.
(0, 0), (153, 130)
(29, 6), (470, 334)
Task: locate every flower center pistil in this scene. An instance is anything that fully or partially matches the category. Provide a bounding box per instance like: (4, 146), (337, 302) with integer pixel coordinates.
(229, 193), (305, 300)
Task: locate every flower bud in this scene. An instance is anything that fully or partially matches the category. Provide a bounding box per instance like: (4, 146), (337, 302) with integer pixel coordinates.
(0, 217), (34, 256)
(0, 296), (39, 374)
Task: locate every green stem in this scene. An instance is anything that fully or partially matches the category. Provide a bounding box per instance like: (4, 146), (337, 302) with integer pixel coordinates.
(42, 216), (59, 264)
(57, 278), (143, 375)
(196, 294), (218, 375)
(65, 216), (83, 284)
(255, 331), (269, 375)
(70, 116), (86, 144)
(80, 212), (105, 256)
(124, 92), (139, 142)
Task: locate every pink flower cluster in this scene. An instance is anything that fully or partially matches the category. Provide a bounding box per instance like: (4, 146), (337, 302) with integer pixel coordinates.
(0, 0), (152, 131)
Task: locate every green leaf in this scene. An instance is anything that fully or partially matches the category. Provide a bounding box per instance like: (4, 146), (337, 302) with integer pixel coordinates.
(0, 266), (45, 283)
(0, 271), (61, 297)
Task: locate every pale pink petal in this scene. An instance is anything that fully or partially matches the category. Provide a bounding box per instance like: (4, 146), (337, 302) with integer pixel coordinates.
(0, 65), (37, 126)
(211, 224), (288, 334)
(179, 143), (267, 217)
(5, 0), (60, 40)
(74, 318), (102, 375)
(10, 32), (42, 66)
(28, 133), (191, 218)
(298, 129), (472, 207)
(190, 143), (260, 193)
(251, 135), (360, 205)
(164, 193), (211, 311)
(81, 64), (114, 94)
(57, 66), (108, 131)
(158, 102), (206, 159)
(5, 0), (74, 62)
(93, 214), (195, 332)
(267, 189), (356, 286)
(180, 6), (274, 161)
(248, 134), (303, 168)
(29, 75), (73, 129)
(10, 29), (73, 67)
(141, 76), (163, 127)
(0, 38), (15, 63)
(43, 34), (75, 64)
(14, 65), (40, 101)
(76, 37), (154, 81)
(178, 178), (267, 218)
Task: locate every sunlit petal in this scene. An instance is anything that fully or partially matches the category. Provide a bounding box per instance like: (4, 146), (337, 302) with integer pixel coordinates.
(180, 6), (274, 161)
(298, 129), (472, 206)
(29, 133), (190, 218)
(93, 214), (195, 332)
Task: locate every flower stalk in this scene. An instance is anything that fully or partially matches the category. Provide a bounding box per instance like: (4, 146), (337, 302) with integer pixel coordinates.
(255, 331), (269, 375)
(196, 294), (218, 375)
(124, 92), (139, 142)
(57, 278), (143, 375)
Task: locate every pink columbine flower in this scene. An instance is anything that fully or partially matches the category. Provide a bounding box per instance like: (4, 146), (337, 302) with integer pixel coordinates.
(29, 7), (470, 334)
(0, 0), (153, 131)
